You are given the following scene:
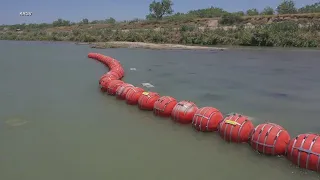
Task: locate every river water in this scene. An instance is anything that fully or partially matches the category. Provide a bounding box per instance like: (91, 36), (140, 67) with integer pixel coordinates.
(0, 40), (319, 180)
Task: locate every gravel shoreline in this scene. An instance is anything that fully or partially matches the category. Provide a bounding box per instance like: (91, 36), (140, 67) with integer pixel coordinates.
(88, 41), (226, 51)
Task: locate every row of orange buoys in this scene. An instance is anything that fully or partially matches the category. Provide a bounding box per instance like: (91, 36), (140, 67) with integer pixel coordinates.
(88, 52), (320, 173)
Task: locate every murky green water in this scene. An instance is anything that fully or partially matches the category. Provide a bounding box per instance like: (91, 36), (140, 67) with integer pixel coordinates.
(0, 40), (319, 180)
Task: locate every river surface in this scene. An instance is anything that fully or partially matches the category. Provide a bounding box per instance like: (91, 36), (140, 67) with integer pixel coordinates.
(0, 40), (319, 180)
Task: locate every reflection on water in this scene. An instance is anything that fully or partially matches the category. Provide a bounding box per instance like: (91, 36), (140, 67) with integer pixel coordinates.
(0, 41), (319, 180)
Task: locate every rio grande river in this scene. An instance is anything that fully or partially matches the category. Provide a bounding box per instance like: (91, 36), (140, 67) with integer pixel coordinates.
(0, 41), (319, 180)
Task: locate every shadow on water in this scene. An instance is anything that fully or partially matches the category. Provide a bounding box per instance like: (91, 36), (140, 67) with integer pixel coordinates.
(259, 91), (291, 99)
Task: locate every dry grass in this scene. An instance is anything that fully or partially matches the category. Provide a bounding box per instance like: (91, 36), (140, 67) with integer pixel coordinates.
(242, 12), (320, 19)
(29, 13), (320, 33)
(46, 18), (214, 32)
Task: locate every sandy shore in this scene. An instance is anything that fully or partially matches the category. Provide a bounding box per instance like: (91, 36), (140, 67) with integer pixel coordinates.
(88, 41), (226, 51)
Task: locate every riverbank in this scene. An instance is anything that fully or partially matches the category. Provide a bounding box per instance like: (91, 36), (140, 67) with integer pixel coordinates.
(1, 23), (319, 48)
(1, 14), (320, 48)
(89, 41), (226, 50)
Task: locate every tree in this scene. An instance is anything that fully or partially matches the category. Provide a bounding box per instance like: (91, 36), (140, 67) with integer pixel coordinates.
(52, 18), (71, 27)
(298, 2), (320, 13)
(233, 11), (245, 16)
(105, 17), (116, 24)
(246, 8), (259, 16)
(81, 18), (89, 24)
(276, 0), (297, 14)
(147, 0), (174, 20)
(187, 7), (228, 18)
(219, 13), (243, 25)
(261, 6), (274, 15)
(146, 14), (156, 20)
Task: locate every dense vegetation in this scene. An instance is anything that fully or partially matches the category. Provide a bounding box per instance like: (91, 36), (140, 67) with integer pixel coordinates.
(1, 0), (320, 48)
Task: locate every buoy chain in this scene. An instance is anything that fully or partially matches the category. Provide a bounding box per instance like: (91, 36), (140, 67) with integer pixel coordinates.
(88, 53), (320, 173)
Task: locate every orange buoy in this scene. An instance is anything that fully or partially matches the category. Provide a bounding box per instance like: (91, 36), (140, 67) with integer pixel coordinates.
(99, 56), (109, 65)
(116, 83), (134, 100)
(109, 70), (122, 78)
(99, 75), (118, 90)
(102, 55), (113, 62)
(192, 107), (223, 132)
(99, 72), (120, 84)
(95, 53), (102, 58)
(107, 80), (124, 95)
(108, 59), (121, 69)
(98, 56), (110, 65)
(88, 53), (98, 58)
(96, 55), (105, 62)
(153, 96), (177, 117)
(287, 133), (320, 172)
(171, 101), (198, 124)
(218, 113), (254, 143)
(250, 123), (290, 155)
(111, 66), (125, 78)
(138, 92), (160, 110)
(126, 87), (144, 105)
(99, 77), (116, 91)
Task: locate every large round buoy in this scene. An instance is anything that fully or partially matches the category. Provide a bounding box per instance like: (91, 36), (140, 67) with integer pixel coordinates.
(99, 57), (107, 63)
(107, 80), (124, 95)
(96, 54), (104, 61)
(100, 56), (112, 65)
(138, 92), (160, 110)
(250, 123), (290, 155)
(100, 76), (117, 92)
(287, 133), (320, 172)
(192, 107), (223, 132)
(218, 113), (254, 143)
(171, 101), (198, 124)
(126, 87), (145, 105)
(153, 96), (177, 117)
(99, 56), (110, 65)
(108, 59), (121, 69)
(88, 53), (98, 59)
(111, 66), (124, 78)
(99, 72), (120, 84)
(116, 83), (134, 100)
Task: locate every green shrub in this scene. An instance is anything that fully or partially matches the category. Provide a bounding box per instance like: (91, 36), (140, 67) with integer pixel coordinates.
(0, 20), (319, 47)
(219, 14), (243, 25)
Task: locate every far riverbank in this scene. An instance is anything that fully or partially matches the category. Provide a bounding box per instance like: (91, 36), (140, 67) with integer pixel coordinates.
(88, 41), (226, 51)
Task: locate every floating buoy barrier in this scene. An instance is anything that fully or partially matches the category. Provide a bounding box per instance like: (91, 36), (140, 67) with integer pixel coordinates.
(192, 107), (224, 132)
(111, 67), (125, 78)
(287, 133), (320, 172)
(171, 101), (198, 124)
(218, 113), (254, 143)
(126, 87), (144, 105)
(99, 76), (115, 91)
(138, 92), (160, 111)
(153, 96), (177, 117)
(99, 72), (119, 84)
(250, 123), (290, 155)
(107, 80), (124, 95)
(116, 83), (134, 100)
(87, 52), (319, 173)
